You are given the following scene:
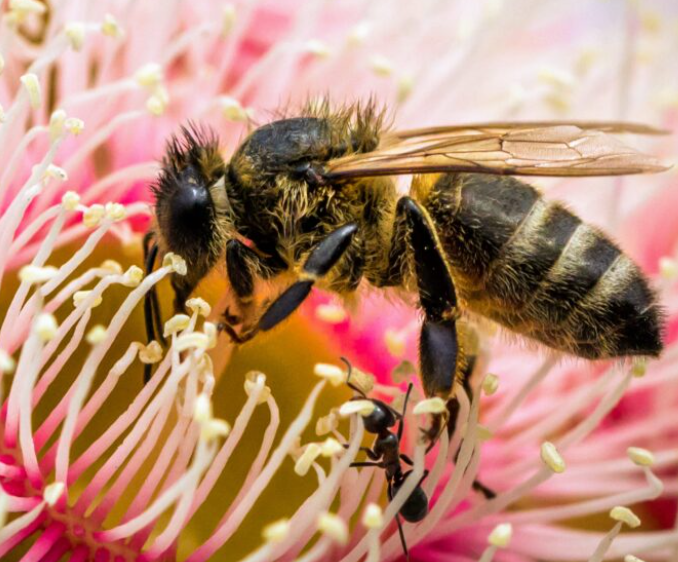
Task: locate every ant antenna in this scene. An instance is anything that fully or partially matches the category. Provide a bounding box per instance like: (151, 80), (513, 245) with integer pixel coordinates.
(397, 383), (414, 442)
(341, 356), (366, 397)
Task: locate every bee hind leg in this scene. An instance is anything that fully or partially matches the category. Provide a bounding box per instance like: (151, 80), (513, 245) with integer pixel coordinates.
(399, 197), (464, 449)
(400, 197), (461, 399)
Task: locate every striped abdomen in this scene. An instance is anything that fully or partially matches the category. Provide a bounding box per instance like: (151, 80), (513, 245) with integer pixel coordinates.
(419, 173), (663, 359)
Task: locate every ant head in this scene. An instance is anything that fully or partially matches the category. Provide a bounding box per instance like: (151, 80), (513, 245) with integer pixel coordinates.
(362, 398), (397, 434)
(393, 471), (429, 523)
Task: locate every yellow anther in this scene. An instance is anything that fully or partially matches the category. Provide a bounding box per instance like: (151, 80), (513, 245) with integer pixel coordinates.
(121, 265), (143, 287)
(43, 482), (65, 506)
(34, 314), (58, 342)
(315, 411), (339, 436)
(294, 443), (321, 476)
(175, 332), (209, 352)
(319, 437), (343, 458)
(200, 418), (231, 442)
(19, 265), (58, 284)
(219, 96), (249, 122)
(86, 325), (108, 345)
(20, 73), (41, 109)
(347, 21), (371, 46)
(317, 512), (348, 545)
(135, 63), (163, 88)
(482, 373), (499, 395)
(100, 260), (123, 274)
(627, 446), (655, 467)
(221, 4), (236, 37)
(43, 164), (68, 182)
(0, 349), (16, 373)
(244, 371), (271, 405)
(64, 117), (84, 135)
(369, 54), (394, 77)
(339, 399), (376, 417)
(384, 328), (406, 357)
(49, 109), (67, 141)
(105, 202), (126, 221)
(362, 503), (383, 529)
(163, 314), (191, 338)
(610, 506), (641, 528)
(631, 358), (647, 378)
(101, 13), (124, 38)
(186, 297), (211, 317)
(313, 363), (345, 386)
(82, 205), (105, 227)
(413, 397), (447, 415)
(488, 522), (512, 547)
(61, 191), (80, 210)
(262, 519), (290, 544)
(139, 341), (163, 364)
(162, 253), (187, 275)
(659, 256), (678, 280)
(65, 22), (86, 51)
(73, 291), (103, 309)
(315, 303), (347, 323)
(304, 39), (331, 59)
(541, 441), (566, 473)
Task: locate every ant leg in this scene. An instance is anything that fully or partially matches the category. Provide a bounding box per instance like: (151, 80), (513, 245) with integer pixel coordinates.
(225, 224), (358, 343)
(387, 480), (410, 561)
(344, 443), (382, 461)
(400, 453), (414, 466)
(396, 383), (414, 442)
(350, 461), (385, 469)
(472, 479), (496, 499)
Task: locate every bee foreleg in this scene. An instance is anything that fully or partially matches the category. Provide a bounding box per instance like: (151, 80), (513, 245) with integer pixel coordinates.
(226, 239), (258, 302)
(223, 223), (358, 342)
(400, 197), (461, 399)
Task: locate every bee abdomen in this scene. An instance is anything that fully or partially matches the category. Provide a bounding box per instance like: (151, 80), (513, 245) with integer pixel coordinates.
(522, 224), (662, 358)
(425, 173), (663, 359)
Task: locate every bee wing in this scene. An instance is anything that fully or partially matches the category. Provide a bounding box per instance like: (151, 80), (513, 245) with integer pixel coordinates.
(324, 122), (668, 179)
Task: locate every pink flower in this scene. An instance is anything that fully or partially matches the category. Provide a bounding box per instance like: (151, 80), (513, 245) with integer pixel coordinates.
(1, 0), (677, 561)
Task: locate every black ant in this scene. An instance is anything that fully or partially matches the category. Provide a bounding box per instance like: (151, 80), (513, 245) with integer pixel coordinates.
(342, 358), (428, 559)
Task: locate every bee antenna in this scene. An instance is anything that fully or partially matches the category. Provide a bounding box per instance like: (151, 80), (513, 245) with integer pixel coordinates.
(143, 235), (166, 383)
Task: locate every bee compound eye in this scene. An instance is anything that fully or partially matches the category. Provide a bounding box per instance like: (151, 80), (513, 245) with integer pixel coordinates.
(170, 184), (212, 226)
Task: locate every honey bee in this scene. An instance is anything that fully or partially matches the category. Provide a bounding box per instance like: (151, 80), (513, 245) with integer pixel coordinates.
(144, 101), (666, 400)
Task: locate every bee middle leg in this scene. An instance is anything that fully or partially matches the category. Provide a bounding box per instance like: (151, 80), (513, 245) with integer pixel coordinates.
(221, 223), (358, 343)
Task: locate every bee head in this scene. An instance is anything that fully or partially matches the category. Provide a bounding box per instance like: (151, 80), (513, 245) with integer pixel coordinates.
(152, 125), (232, 264)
